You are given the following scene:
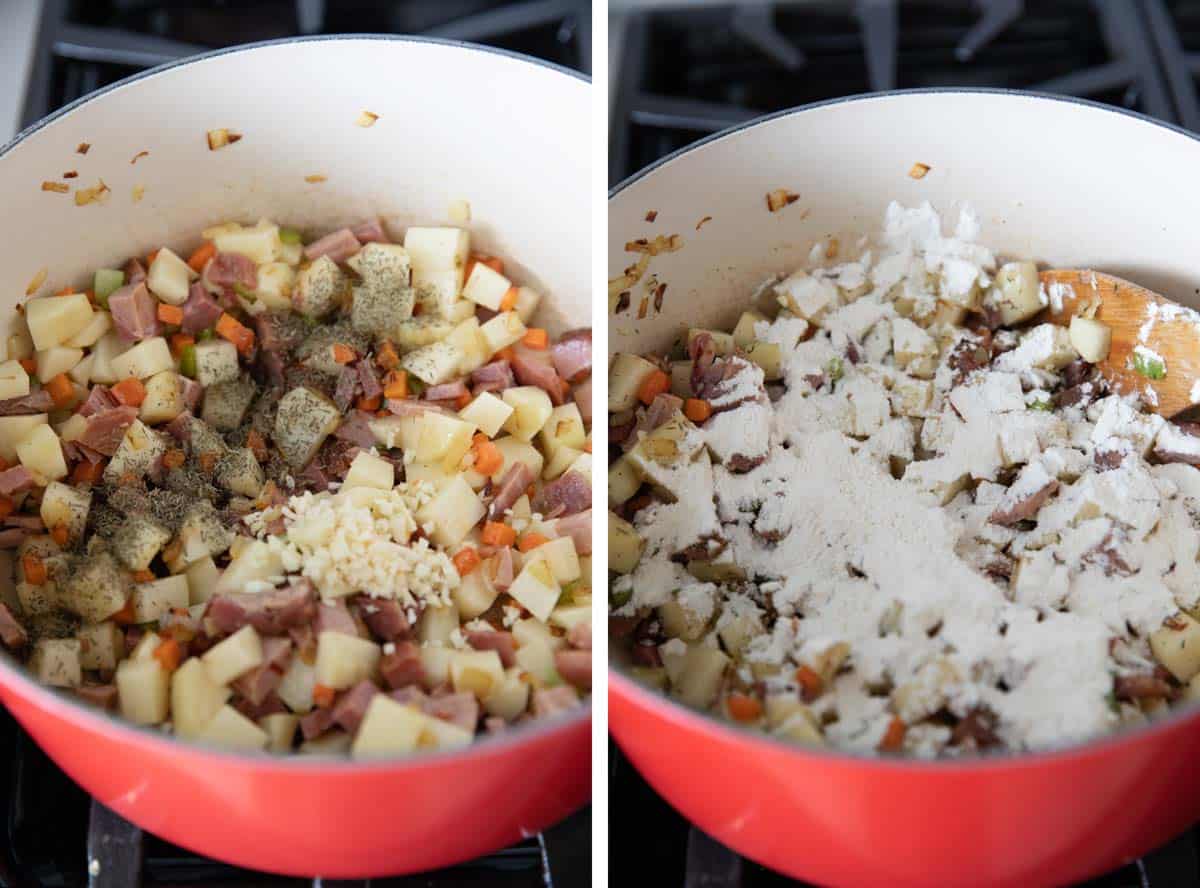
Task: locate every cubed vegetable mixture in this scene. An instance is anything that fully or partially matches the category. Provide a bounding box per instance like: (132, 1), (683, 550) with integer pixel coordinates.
(0, 218), (592, 757)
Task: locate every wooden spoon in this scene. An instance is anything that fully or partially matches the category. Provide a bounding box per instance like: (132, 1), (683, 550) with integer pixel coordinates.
(1038, 269), (1200, 418)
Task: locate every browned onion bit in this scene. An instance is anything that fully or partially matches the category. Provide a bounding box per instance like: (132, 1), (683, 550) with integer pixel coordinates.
(766, 188), (799, 212)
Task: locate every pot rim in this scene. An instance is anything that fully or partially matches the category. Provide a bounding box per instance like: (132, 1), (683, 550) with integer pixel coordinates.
(0, 33), (591, 772)
(608, 86), (1200, 773)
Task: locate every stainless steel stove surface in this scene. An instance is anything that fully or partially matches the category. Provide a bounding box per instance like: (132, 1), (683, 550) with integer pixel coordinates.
(2, 3), (590, 887)
(608, 2), (1200, 886)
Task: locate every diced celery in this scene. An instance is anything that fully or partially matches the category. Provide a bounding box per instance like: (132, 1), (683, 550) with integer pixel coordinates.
(197, 329), (215, 341)
(179, 345), (197, 379)
(94, 268), (125, 306)
(234, 283), (256, 302)
(279, 227), (302, 246)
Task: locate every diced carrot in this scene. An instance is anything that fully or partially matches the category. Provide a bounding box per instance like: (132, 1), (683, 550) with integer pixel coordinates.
(684, 398), (712, 423)
(162, 449), (186, 469)
(794, 664), (823, 702)
(481, 521), (517, 547)
(726, 692), (763, 723)
(18, 358), (35, 375)
(55, 285), (75, 297)
(356, 394), (382, 411)
(157, 303), (184, 325)
(72, 460), (104, 484)
(383, 370), (408, 400)
(45, 373), (74, 408)
(332, 343), (356, 364)
(215, 313), (255, 355)
(496, 347), (516, 363)
(169, 333), (195, 356)
(522, 328), (549, 350)
(376, 341), (400, 371)
(454, 392), (472, 410)
(313, 684), (336, 708)
(50, 524), (69, 546)
(499, 286), (519, 311)
(583, 440), (592, 453)
(84, 289), (96, 306)
(153, 637), (183, 672)
(637, 368), (671, 406)
(22, 554), (46, 587)
(518, 532), (549, 553)
(246, 429), (268, 462)
(198, 452), (217, 474)
(133, 569), (155, 583)
(0, 497), (13, 520)
(451, 547), (481, 577)
(187, 241), (217, 273)
(111, 377), (146, 407)
(146, 249), (159, 266)
(878, 717), (907, 752)
(472, 438), (503, 475)
(111, 597), (136, 626)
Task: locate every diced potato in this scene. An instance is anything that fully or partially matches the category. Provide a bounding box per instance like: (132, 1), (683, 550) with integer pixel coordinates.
(16, 578), (57, 618)
(146, 247), (196, 305)
(171, 657), (232, 739)
(131, 575), (189, 623)
(416, 475), (484, 548)
(35, 346), (83, 383)
(87, 331), (124, 385)
(195, 704), (269, 751)
(253, 262), (296, 312)
(110, 337), (173, 381)
(67, 354), (93, 387)
(459, 391), (513, 438)
(418, 645), (455, 689)
(342, 450), (394, 490)
(0, 414), (46, 462)
(732, 310), (767, 348)
(1150, 613), (1200, 682)
(300, 732), (353, 756)
(103, 419), (165, 484)
(479, 311), (526, 354)
(417, 605), (460, 645)
(17, 424), (67, 481)
(129, 630), (163, 662)
(543, 444), (582, 481)
(393, 315), (455, 350)
(214, 540), (283, 596)
(718, 612), (763, 658)
(277, 656), (316, 714)
(774, 711), (825, 745)
(415, 412), (476, 470)
(673, 645), (730, 709)
(538, 403), (587, 461)
(507, 558), (560, 622)
(462, 263), (512, 311)
(213, 447), (263, 498)
(513, 286), (542, 323)
(401, 340), (464, 386)
(40, 482), (90, 543)
(0, 359), (29, 400)
(273, 386), (341, 469)
(513, 639), (558, 687)
(892, 318), (937, 372)
(293, 256), (347, 318)
(61, 552), (129, 622)
(609, 353), (658, 411)
(536, 536), (581, 583)
(512, 617), (564, 651)
(203, 219), (282, 264)
(658, 599), (711, 642)
(990, 261), (1042, 325)
(77, 621), (124, 670)
(489, 435), (545, 480)
(29, 638), (81, 687)
(549, 601), (590, 633)
(609, 456), (642, 505)
(202, 625), (264, 686)
(453, 566), (498, 619)
(403, 227), (468, 284)
(7, 327), (33, 361)
(347, 242), (411, 290)
(449, 648), (505, 699)
(314, 631), (381, 690)
(686, 328), (736, 356)
(112, 513), (170, 571)
(483, 667), (530, 721)
(419, 714), (473, 750)
(446, 318), (490, 374)
(414, 271), (463, 317)
(192, 339), (240, 387)
(502, 386), (553, 442)
(25, 293), (93, 350)
(609, 512), (644, 574)
(745, 341), (783, 381)
(351, 695), (425, 758)
(198, 377), (254, 431)
(115, 657), (170, 725)
(351, 283), (415, 343)
(185, 556), (220, 604)
(260, 713), (299, 752)
(139, 370), (184, 424)
(1069, 316), (1112, 363)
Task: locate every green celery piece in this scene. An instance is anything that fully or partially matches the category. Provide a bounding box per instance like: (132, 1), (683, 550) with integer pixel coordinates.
(1028, 399), (1053, 412)
(234, 282), (257, 302)
(610, 587), (632, 608)
(179, 344), (197, 379)
(279, 227), (302, 245)
(93, 268), (125, 306)
(825, 356), (844, 383)
(1132, 351), (1166, 380)
(197, 328), (215, 341)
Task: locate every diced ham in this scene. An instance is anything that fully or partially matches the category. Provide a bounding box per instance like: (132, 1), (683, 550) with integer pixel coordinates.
(79, 385), (117, 417)
(428, 690), (479, 733)
(511, 348), (569, 406)
(471, 360), (515, 393)
(203, 252), (257, 296)
(1114, 673), (1174, 701)
(389, 685), (429, 709)
(165, 411), (193, 442)
(491, 546), (515, 592)
(333, 410), (377, 449)
(356, 360), (382, 399)
(380, 641), (424, 690)
(466, 630), (516, 667)
(260, 350), (286, 388)
(207, 580), (316, 636)
(333, 367), (359, 413)
(351, 219), (389, 244)
(553, 510), (591, 556)
(0, 390), (54, 416)
(331, 679), (379, 733)
(0, 466), (35, 495)
(532, 685), (581, 718)
(644, 393), (682, 430)
(234, 693), (286, 721)
(180, 378), (203, 411)
(989, 480), (1059, 527)
(300, 706), (336, 741)
(304, 228), (361, 263)
(0, 602), (27, 649)
(314, 600), (358, 637)
(424, 380), (469, 402)
(357, 597), (409, 642)
(386, 399), (454, 418)
(573, 377), (592, 425)
(78, 406), (138, 456)
(5, 515), (43, 531)
(181, 282), (224, 334)
(551, 329), (591, 382)
(567, 622), (591, 650)
(0, 529), (31, 548)
(76, 684), (118, 709)
(554, 649), (591, 690)
(488, 462), (534, 521)
(108, 282), (160, 341)
(123, 257), (147, 285)
(232, 637), (293, 705)
(533, 471), (590, 518)
(484, 716), (507, 734)
(299, 459), (331, 492)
